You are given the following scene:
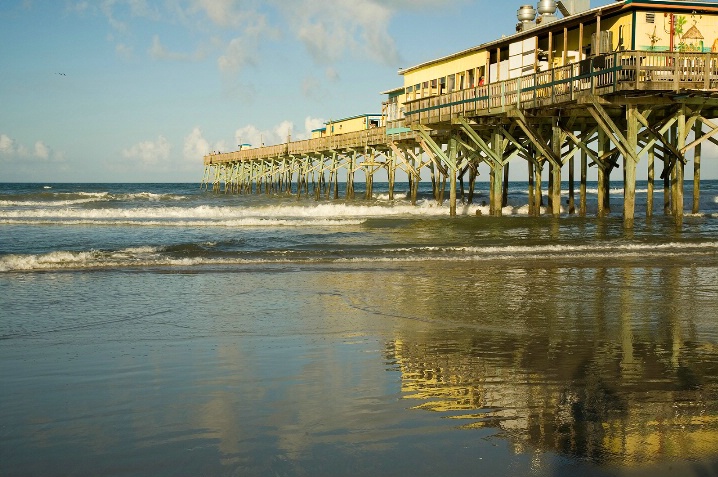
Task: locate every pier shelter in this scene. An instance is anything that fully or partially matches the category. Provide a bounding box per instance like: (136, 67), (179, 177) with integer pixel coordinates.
(202, 0), (718, 226)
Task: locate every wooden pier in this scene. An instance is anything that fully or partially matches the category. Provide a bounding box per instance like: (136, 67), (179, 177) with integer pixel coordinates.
(202, 0), (718, 226)
(203, 50), (718, 225)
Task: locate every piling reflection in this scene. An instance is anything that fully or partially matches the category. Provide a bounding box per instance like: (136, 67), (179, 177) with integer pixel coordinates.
(385, 263), (718, 467)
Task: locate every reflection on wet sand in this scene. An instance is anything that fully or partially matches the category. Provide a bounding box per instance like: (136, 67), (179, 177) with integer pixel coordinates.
(386, 263), (718, 467)
(3, 260), (718, 476)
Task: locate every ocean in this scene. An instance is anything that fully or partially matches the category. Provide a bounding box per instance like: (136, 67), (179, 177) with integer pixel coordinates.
(2, 180), (718, 477)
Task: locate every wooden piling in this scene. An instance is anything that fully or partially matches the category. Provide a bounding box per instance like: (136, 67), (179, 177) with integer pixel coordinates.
(449, 136), (458, 217)
(551, 126), (562, 217)
(579, 149), (587, 216)
(693, 120), (701, 214)
(647, 146), (654, 218)
(623, 105), (638, 228)
(674, 107), (685, 222)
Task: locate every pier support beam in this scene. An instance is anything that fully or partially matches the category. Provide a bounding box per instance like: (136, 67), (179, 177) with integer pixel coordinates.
(449, 135), (458, 216)
(674, 107), (686, 222)
(346, 151), (356, 200)
(491, 128), (504, 217)
(580, 149), (587, 216)
(623, 105), (639, 228)
(568, 151), (575, 214)
(647, 146), (655, 218)
(528, 157), (535, 216)
(693, 120), (702, 214)
(534, 161), (543, 216)
(551, 125), (562, 217)
(663, 157), (672, 215)
(387, 149), (396, 201)
(597, 129), (608, 217)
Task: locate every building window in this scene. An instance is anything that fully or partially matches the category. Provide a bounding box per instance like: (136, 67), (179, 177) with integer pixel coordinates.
(646, 12), (655, 23)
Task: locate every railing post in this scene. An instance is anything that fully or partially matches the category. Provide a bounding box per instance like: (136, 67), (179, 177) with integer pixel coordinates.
(613, 52), (618, 91)
(517, 78), (521, 107)
(674, 52), (680, 91)
(590, 56), (595, 95)
(705, 54), (711, 89)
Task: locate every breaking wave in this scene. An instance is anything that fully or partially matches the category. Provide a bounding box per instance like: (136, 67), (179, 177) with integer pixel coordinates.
(2, 241), (716, 272)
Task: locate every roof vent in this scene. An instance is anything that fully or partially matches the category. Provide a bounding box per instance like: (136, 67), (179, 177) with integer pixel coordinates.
(537, 0), (557, 15)
(517, 5), (537, 31)
(537, 0), (558, 24)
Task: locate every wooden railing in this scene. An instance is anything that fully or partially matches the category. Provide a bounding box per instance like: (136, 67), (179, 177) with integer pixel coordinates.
(205, 126), (391, 164)
(403, 51), (718, 124)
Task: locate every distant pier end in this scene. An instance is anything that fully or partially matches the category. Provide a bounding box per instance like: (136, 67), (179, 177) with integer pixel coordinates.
(202, 0), (718, 226)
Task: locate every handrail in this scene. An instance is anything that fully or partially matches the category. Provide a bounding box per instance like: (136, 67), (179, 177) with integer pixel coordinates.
(205, 126), (391, 164)
(402, 51), (718, 124)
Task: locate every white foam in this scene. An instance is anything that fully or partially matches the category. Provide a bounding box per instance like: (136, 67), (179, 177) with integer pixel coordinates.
(3, 240), (716, 273)
(0, 198), (108, 207)
(0, 218), (368, 227)
(0, 201), (459, 220)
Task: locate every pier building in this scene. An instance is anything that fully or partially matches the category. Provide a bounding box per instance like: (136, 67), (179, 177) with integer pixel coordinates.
(202, 0), (718, 226)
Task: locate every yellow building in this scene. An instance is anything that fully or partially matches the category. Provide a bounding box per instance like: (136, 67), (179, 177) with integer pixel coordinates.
(310, 127), (326, 139)
(324, 114), (382, 136)
(384, 0), (718, 122)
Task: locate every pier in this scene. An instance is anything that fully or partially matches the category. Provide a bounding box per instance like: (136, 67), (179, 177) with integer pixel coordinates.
(201, 0), (718, 226)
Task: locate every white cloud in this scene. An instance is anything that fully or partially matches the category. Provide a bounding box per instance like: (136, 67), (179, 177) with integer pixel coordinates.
(274, 120), (294, 142)
(149, 35), (206, 62)
(189, 0), (249, 29)
(232, 117), (325, 149)
(218, 37), (256, 73)
(274, 0), (398, 65)
(304, 116), (325, 135)
(76, 0), (448, 82)
(0, 134), (60, 163)
(234, 124), (264, 149)
(34, 141), (49, 160)
(122, 136), (171, 166)
(183, 127), (210, 159)
(0, 134), (15, 155)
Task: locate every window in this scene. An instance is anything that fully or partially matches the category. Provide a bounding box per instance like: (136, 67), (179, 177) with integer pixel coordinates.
(646, 12), (655, 23)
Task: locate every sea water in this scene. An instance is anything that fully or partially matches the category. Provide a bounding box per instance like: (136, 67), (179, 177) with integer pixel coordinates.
(1, 181), (718, 476)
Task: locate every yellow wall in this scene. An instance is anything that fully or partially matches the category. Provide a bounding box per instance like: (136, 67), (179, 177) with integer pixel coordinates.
(326, 116), (380, 136)
(402, 50), (488, 100)
(602, 12), (634, 52)
(634, 12), (718, 52)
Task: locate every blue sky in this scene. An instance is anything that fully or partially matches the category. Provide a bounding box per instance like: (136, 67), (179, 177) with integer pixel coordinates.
(1, 0), (714, 182)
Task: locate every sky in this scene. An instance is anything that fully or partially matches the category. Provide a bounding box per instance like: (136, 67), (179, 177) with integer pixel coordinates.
(1, 0), (715, 182)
